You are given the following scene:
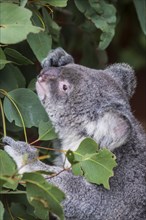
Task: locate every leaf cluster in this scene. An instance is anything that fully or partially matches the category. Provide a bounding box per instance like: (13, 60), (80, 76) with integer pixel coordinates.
(67, 138), (117, 189)
(0, 150), (65, 220)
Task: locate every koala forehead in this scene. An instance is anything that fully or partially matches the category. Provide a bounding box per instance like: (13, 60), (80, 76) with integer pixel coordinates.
(59, 66), (86, 86)
(62, 65), (126, 95)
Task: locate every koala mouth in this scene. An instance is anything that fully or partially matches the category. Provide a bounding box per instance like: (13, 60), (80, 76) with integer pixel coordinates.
(36, 77), (47, 102)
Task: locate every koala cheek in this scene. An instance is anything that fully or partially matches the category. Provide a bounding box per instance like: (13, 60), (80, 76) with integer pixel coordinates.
(36, 81), (45, 100)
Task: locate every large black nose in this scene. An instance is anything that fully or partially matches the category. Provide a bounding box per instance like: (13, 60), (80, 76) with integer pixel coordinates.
(37, 67), (62, 80)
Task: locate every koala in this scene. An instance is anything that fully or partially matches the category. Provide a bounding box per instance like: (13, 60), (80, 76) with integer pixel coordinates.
(3, 48), (146, 219)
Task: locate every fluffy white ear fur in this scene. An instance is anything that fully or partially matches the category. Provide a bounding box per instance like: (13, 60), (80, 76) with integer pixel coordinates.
(86, 112), (130, 151)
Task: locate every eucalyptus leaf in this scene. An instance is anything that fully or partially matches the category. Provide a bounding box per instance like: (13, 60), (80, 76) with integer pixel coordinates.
(22, 172), (65, 220)
(20, 0), (28, 7)
(0, 175), (18, 190)
(133, 0), (146, 35)
(3, 88), (48, 128)
(27, 32), (52, 62)
(42, 8), (61, 42)
(0, 59), (11, 70)
(74, 0), (87, 13)
(43, 0), (68, 7)
(0, 150), (18, 189)
(0, 177), (7, 190)
(39, 120), (58, 141)
(0, 47), (10, 70)
(27, 78), (37, 91)
(0, 64), (26, 92)
(66, 138), (117, 189)
(0, 64), (18, 92)
(0, 150), (16, 176)
(0, 201), (4, 220)
(0, 3), (42, 44)
(74, 0), (116, 50)
(10, 203), (35, 220)
(4, 48), (33, 65)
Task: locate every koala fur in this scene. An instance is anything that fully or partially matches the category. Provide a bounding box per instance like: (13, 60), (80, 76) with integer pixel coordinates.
(4, 48), (146, 219)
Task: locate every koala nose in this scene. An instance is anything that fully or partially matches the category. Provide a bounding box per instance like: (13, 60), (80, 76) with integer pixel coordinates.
(37, 67), (61, 81)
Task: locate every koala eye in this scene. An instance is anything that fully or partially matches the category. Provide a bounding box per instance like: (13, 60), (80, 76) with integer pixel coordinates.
(63, 84), (68, 91)
(59, 80), (71, 94)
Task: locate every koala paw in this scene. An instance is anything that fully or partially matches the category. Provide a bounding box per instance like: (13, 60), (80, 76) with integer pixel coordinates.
(3, 136), (63, 174)
(3, 136), (39, 174)
(41, 47), (74, 69)
(3, 136), (38, 160)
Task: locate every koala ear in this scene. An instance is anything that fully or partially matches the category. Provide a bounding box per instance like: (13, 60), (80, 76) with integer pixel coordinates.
(91, 111), (131, 151)
(105, 63), (136, 99)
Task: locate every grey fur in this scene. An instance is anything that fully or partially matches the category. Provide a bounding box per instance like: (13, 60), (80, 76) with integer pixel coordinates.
(41, 47), (74, 70)
(3, 48), (146, 219)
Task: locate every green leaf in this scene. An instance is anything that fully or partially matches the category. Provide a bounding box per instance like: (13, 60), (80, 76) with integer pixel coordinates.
(133, 0), (146, 35)
(0, 47), (10, 70)
(0, 201), (4, 220)
(98, 30), (115, 51)
(0, 176), (7, 190)
(0, 150), (18, 189)
(66, 138), (99, 162)
(75, 138), (99, 155)
(43, 0), (68, 7)
(4, 48), (33, 65)
(66, 150), (75, 164)
(0, 64), (26, 92)
(20, 0), (28, 7)
(39, 120), (58, 141)
(74, 0), (86, 13)
(0, 0), (21, 2)
(27, 32), (52, 62)
(3, 88), (49, 128)
(22, 172), (65, 220)
(0, 150), (16, 175)
(0, 3), (42, 44)
(42, 8), (61, 42)
(10, 203), (35, 220)
(67, 138), (117, 189)
(0, 175), (18, 190)
(75, 0), (116, 50)
(0, 59), (11, 70)
(27, 78), (37, 91)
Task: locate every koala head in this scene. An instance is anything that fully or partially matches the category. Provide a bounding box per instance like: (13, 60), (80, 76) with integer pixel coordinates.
(36, 63), (136, 117)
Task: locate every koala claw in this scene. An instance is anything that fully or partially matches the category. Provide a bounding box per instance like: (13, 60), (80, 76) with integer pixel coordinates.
(41, 47), (74, 69)
(3, 136), (16, 147)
